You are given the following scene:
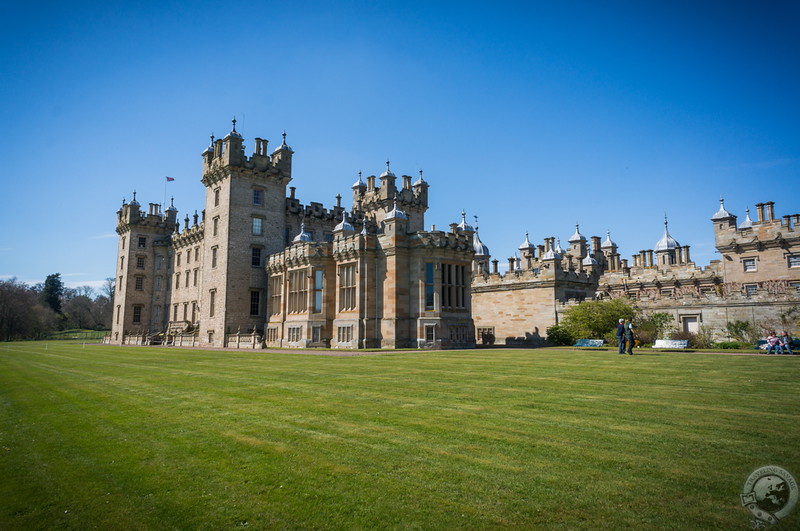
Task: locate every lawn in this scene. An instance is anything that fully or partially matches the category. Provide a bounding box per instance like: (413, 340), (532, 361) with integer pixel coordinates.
(1, 343), (798, 530)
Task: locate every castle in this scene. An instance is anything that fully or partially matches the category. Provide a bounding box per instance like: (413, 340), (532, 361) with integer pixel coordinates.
(110, 122), (800, 349)
(110, 121), (474, 349)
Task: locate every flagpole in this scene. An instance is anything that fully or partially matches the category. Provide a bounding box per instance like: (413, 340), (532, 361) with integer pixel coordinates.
(163, 178), (167, 220)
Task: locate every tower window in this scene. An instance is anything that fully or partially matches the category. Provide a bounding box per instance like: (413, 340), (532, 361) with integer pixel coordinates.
(136, 256), (145, 269)
(211, 247), (218, 268)
(138, 237), (146, 248)
(251, 247), (262, 267)
(252, 217), (263, 236)
(744, 283), (758, 296)
(135, 276), (144, 291)
(132, 305), (143, 324)
(313, 270), (323, 313)
(213, 217), (219, 236)
(209, 290), (216, 317)
(214, 188), (220, 207)
(253, 189), (263, 206)
(788, 255), (800, 268)
(742, 258), (757, 272)
(338, 264), (356, 311)
(250, 291), (261, 316)
(425, 263), (435, 310)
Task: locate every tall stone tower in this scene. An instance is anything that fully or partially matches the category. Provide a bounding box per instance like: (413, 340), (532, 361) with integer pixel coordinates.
(111, 194), (177, 343)
(199, 120), (292, 344)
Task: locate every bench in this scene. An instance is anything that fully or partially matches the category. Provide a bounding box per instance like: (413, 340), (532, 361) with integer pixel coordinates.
(754, 340), (768, 350)
(574, 339), (605, 348)
(653, 339), (689, 350)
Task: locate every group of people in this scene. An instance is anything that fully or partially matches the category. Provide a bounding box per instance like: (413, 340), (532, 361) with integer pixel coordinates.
(765, 331), (794, 355)
(616, 319), (636, 355)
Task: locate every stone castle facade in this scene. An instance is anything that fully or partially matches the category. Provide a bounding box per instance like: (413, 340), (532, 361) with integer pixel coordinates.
(110, 121), (474, 349)
(110, 121), (799, 349)
(472, 200), (800, 345)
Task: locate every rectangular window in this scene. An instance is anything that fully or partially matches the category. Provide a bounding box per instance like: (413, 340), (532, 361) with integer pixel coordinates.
(339, 263), (356, 311)
(138, 237), (146, 248)
(193, 269), (198, 287)
(211, 247), (218, 268)
(177, 252), (181, 267)
(209, 290), (216, 317)
(132, 306), (142, 323)
(186, 250), (190, 264)
(425, 324), (435, 342)
(337, 325), (353, 343)
(116, 305), (120, 324)
(288, 270), (308, 313)
(425, 263), (435, 310)
(253, 189), (263, 206)
(789, 282), (800, 293)
(441, 263), (466, 310)
(743, 258), (757, 272)
(214, 188), (220, 207)
(252, 217), (263, 236)
(788, 255), (800, 268)
(175, 273), (180, 289)
(288, 327), (302, 342)
(313, 270), (323, 313)
(213, 217), (219, 236)
(194, 247), (200, 262)
(252, 247), (262, 267)
(122, 237), (126, 250)
(185, 270), (190, 288)
(120, 256), (124, 270)
(312, 325), (322, 343)
(270, 275), (283, 315)
(266, 328), (278, 342)
(744, 283), (758, 296)
(250, 291), (261, 316)
(135, 276), (144, 291)
(155, 276), (161, 291)
(191, 302), (197, 322)
(183, 303), (188, 321)
(173, 304), (178, 321)
(136, 256), (145, 269)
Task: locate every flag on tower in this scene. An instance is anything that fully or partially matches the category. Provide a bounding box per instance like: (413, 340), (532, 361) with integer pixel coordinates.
(166, 176), (175, 182)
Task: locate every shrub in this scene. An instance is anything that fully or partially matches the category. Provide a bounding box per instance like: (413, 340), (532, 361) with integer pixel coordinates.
(546, 325), (574, 346)
(715, 341), (748, 350)
(560, 298), (636, 340)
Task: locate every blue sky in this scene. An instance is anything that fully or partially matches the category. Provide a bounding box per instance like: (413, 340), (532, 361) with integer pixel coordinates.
(1, 1), (798, 290)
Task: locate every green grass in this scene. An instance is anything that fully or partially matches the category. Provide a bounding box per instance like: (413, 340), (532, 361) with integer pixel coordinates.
(1, 343), (798, 530)
(45, 329), (109, 341)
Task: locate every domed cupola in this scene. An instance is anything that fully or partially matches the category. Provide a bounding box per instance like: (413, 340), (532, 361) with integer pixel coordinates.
(272, 131), (293, 154)
(601, 230), (616, 249)
(334, 213), (355, 233)
(202, 134), (215, 155)
(568, 223), (585, 243)
(223, 117), (242, 140)
(711, 197), (733, 220)
(473, 228), (490, 257)
(582, 254), (599, 266)
(292, 222), (313, 243)
(739, 208), (753, 230)
(385, 195), (407, 221)
(457, 210), (474, 233)
(413, 168), (427, 187)
(380, 159), (396, 178)
(352, 170), (366, 190)
(518, 232), (535, 253)
(654, 215), (680, 251)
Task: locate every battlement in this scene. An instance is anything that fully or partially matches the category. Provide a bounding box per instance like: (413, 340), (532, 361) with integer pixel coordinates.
(201, 122), (293, 187)
(266, 241), (331, 272)
(116, 199), (177, 235)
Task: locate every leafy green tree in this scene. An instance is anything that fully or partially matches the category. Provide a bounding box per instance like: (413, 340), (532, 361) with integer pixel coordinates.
(40, 273), (64, 314)
(560, 298), (636, 340)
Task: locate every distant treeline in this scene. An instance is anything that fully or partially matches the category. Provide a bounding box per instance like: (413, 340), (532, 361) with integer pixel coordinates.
(0, 274), (113, 341)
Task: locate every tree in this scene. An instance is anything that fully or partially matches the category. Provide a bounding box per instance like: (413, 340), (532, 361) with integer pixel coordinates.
(0, 278), (56, 340)
(40, 273), (64, 314)
(559, 298), (636, 341)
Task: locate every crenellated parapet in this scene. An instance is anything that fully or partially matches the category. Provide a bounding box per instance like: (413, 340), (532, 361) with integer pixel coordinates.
(266, 241), (331, 272)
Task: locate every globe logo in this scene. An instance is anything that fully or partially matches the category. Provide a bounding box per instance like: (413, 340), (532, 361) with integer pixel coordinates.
(741, 466), (798, 526)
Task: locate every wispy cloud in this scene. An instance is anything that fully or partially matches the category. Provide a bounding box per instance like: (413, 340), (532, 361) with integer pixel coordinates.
(91, 233), (119, 240)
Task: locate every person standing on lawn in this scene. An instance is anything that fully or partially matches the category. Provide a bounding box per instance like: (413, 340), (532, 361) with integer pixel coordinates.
(616, 318), (627, 354)
(625, 320), (636, 355)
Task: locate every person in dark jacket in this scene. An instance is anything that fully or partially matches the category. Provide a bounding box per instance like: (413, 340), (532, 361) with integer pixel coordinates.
(616, 319), (626, 354)
(625, 320), (635, 355)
